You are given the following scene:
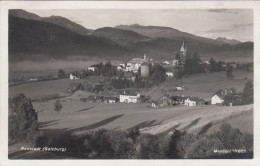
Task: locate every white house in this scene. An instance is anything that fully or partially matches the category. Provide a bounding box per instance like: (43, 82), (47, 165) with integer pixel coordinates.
(173, 60), (179, 66)
(166, 71), (174, 77)
(70, 74), (80, 80)
(176, 85), (184, 91)
(163, 61), (170, 65)
(119, 90), (140, 103)
(184, 98), (196, 106)
(211, 94), (224, 105)
(87, 66), (97, 72)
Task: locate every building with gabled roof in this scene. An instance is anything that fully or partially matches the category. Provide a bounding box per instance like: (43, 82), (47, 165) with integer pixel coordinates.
(119, 90), (140, 103)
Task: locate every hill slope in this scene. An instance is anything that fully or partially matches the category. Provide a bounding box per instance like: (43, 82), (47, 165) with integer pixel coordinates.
(116, 24), (224, 45)
(9, 9), (92, 35)
(91, 27), (149, 46)
(9, 15), (130, 61)
(216, 37), (241, 45)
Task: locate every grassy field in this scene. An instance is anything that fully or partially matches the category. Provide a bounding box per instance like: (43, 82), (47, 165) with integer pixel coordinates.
(9, 79), (84, 100)
(31, 90), (253, 136)
(148, 70), (253, 100)
(9, 75), (107, 100)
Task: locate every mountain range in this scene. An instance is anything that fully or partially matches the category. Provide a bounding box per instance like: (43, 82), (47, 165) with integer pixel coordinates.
(9, 9), (253, 63)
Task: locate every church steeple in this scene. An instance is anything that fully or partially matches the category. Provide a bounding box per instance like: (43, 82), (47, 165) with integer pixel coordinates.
(180, 39), (187, 57)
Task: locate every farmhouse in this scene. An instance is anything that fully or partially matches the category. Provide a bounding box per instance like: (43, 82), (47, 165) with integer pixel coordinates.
(176, 84), (185, 91)
(104, 97), (119, 104)
(211, 89), (235, 105)
(163, 61), (170, 65)
(211, 94), (224, 105)
(166, 71), (174, 77)
(119, 90), (140, 103)
(87, 66), (97, 72)
(117, 65), (125, 71)
(87, 95), (104, 103)
(184, 98), (196, 106)
(70, 73), (80, 80)
(172, 60), (178, 67)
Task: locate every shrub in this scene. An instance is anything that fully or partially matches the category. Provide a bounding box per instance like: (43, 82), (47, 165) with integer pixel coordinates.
(54, 100), (62, 112)
(9, 93), (39, 142)
(136, 134), (166, 159)
(185, 136), (225, 158)
(212, 123), (244, 149)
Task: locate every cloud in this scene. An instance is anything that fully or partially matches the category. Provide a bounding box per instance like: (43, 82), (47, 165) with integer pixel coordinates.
(207, 9), (239, 14)
(232, 23), (253, 28)
(203, 28), (233, 33)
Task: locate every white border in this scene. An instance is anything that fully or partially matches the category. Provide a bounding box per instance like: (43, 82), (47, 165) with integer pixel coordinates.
(1, 1), (260, 166)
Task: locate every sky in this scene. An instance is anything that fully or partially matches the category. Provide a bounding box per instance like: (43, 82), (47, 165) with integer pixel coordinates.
(26, 9), (253, 42)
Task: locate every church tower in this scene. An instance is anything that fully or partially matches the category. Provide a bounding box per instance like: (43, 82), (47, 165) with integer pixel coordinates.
(180, 40), (187, 58)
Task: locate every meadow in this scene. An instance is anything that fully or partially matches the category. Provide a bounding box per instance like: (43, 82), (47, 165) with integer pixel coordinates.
(32, 90), (253, 135)
(148, 69), (253, 100)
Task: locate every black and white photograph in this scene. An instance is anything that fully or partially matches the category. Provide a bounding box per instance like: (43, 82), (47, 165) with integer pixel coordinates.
(0, 0), (259, 164)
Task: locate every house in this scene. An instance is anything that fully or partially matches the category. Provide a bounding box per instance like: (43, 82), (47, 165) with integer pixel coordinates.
(157, 95), (173, 107)
(70, 73), (80, 80)
(166, 71), (174, 77)
(151, 95), (173, 108)
(117, 65), (125, 71)
(171, 96), (184, 105)
(119, 90), (140, 103)
(104, 97), (119, 103)
(211, 88), (235, 105)
(163, 61), (170, 65)
(87, 66), (97, 72)
(126, 55), (148, 73)
(173, 60), (178, 66)
(29, 78), (38, 81)
(176, 85), (184, 91)
(184, 98), (196, 106)
(87, 95), (104, 103)
(151, 101), (158, 108)
(211, 94), (224, 105)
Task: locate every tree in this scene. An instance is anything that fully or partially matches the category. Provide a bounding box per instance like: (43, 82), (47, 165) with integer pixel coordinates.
(9, 93), (38, 142)
(150, 64), (167, 84)
(242, 81), (253, 105)
(190, 53), (205, 74)
(175, 52), (185, 79)
(208, 57), (217, 72)
(57, 69), (65, 78)
(226, 64), (234, 78)
(54, 100), (62, 112)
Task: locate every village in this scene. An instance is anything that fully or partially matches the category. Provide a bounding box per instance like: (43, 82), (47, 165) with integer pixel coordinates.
(63, 41), (251, 108)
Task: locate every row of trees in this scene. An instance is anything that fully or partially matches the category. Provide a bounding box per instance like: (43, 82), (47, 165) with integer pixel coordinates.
(175, 52), (206, 79)
(174, 52), (238, 79)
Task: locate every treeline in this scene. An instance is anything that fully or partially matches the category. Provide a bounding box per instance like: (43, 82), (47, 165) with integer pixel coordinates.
(34, 123), (253, 159)
(174, 51), (253, 79)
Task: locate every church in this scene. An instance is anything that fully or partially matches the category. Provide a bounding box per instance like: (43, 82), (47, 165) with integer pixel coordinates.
(173, 40), (187, 66)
